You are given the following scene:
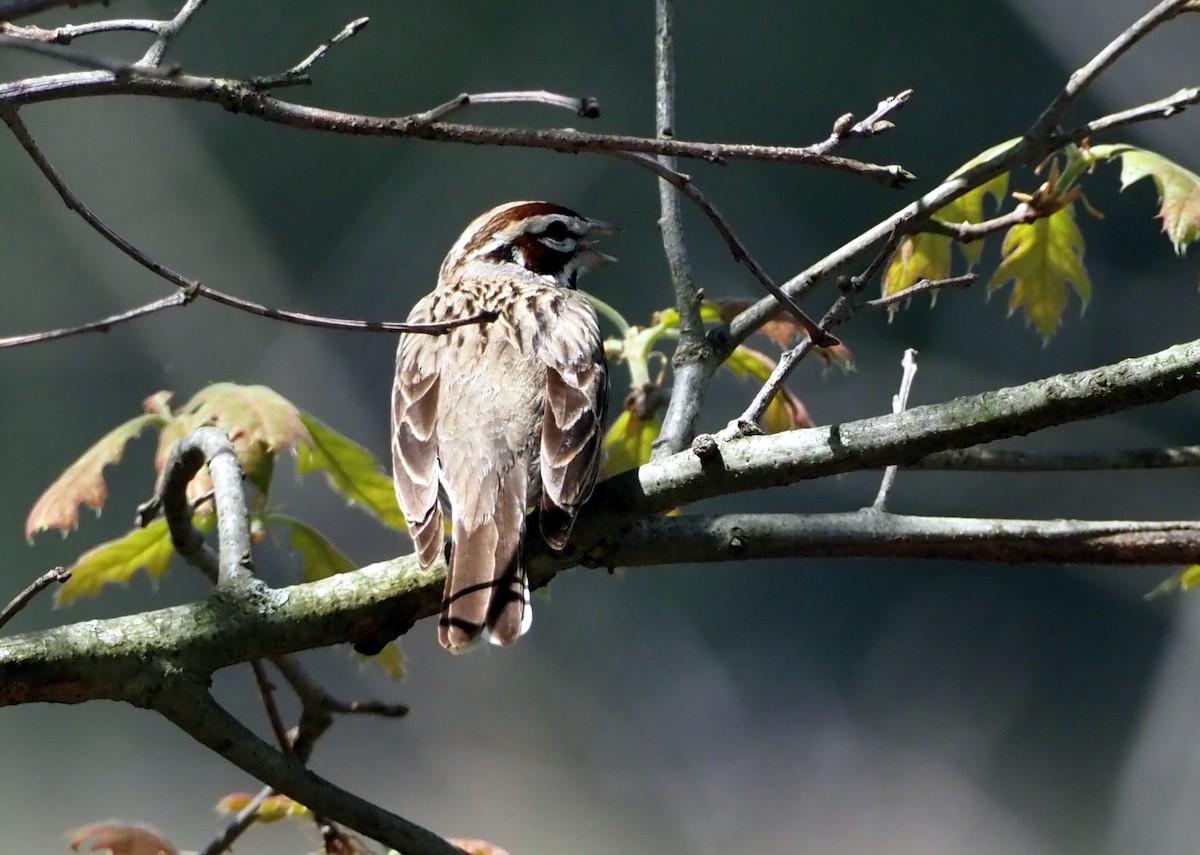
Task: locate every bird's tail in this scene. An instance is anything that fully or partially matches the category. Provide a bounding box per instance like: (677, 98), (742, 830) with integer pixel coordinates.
(439, 467), (531, 651)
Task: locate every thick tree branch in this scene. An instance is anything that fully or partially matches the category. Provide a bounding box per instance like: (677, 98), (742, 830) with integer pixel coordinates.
(584, 512), (1200, 567)
(6, 334), (1200, 704)
(915, 444), (1200, 471)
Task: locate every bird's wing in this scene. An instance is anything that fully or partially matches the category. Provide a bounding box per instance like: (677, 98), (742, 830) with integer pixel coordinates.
(391, 296), (445, 568)
(538, 296), (608, 549)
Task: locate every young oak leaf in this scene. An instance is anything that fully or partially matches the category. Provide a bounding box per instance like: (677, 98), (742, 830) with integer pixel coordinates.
(25, 411), (163, 541)
(724, 345), (814, 432)
(883, 140), (1016, 304)
(988, 201), (1090, 342)
(881, 232), (953, 305)
(55, 516), (212, 605)
(216, 792), (312, 823)
(296, 413), (407, 530)
(1146, 564), (1200, 600)
(277, 515), (357, 582)
(1102, 144), (1200, 254)
(68, 820), (180, 855)
(155, 383), (310, 498)
(601, 408), (662, 479)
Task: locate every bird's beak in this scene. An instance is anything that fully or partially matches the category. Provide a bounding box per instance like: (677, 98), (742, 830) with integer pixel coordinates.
(581, 219), (618, 267)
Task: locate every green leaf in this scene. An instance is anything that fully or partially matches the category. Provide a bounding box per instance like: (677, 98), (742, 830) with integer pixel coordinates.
(988, 201), (1090, 342)
(56, 517), (178, 604)
(296, 413), (407, 530)
(600, 409), (661, 478)
(1147, 564), (1200, 600)
(881, 232), (953, 303)
(359, 641), (407, 680)
(26, 412), (162, 540)
(276, 515), (357, 582)
(1098, 144), (1200, 255)
(654, 302), (725, 329)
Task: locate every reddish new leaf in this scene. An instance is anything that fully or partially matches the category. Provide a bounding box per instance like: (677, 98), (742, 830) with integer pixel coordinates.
(67, 820), (179, 855)
(26, 412), (161, 541)
(155, 382), (310, 498)
(1103, 144), (1200, 254)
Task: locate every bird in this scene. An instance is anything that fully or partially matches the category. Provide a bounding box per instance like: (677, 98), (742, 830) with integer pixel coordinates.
(391, 201), (612, 651)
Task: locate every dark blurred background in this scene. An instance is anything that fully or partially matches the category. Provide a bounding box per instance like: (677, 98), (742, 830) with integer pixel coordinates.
(3, 1), (1200, 853)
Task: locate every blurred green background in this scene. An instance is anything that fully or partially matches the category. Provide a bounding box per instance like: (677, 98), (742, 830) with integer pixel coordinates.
(3, 1), (1200, 853)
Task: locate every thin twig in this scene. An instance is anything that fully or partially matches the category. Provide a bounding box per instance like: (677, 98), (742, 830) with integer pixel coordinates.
(138, 0), (209, 68)
(1026, 0), (1196, 139)
(249, 16), (370, 90)
(0, 292), (189, 349)
(809, 89), (912, 156)
(0, 567), (70, 631)
(0, 19), (161, 44)
(871, 348), (919, 510)
(0, 0), (111, 21)
(0, 32), (178, 77)
(1080, 85), (1200, 136)
(413, 89), (601, 122)
(250, 660), (292, 752)
(921, 204), (1038, 242)
(1, 109), (495, 337)
(200, 784), (276, 855)
(0, 70), (915, 185)
(862, 273), (977, 312)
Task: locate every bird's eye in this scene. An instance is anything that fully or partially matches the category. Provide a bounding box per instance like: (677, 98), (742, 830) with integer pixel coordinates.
(539, 219), (573, 242)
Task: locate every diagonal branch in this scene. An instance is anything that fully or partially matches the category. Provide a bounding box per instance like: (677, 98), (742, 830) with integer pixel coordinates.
(153, 681), (462, 855)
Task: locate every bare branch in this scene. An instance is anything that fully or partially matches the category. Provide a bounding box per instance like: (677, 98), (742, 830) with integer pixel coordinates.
(0, 0), (111, 23)
(0, 71), (914, 185)
(152, 426), (253, 590)
(249, 16), (370, 90)
(1, 110), (495, 337)
(0, 292), (189, 350)
(138, 0), (209, 68)
(585, 512), (1200, 568)
(154, 683), (463, 855)
(861, 273), (977, 312)
(412, 89), (601, 123)
(871, 348), (919, 510)
(921, 204), (1038, 242)
(0, 32), (178, 76)
(810, 89), (912, 156)
(649, 0), (711, 460)
(0, 567), (69, 632)
(0, 19), (161, 44)
(1026, 0), (1196, 139)
(915, 444), (1200, 471)
(1080, 85), (1200, 136)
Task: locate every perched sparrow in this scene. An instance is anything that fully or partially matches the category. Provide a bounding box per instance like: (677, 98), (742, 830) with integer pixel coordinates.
(392, 201), (612, 651)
